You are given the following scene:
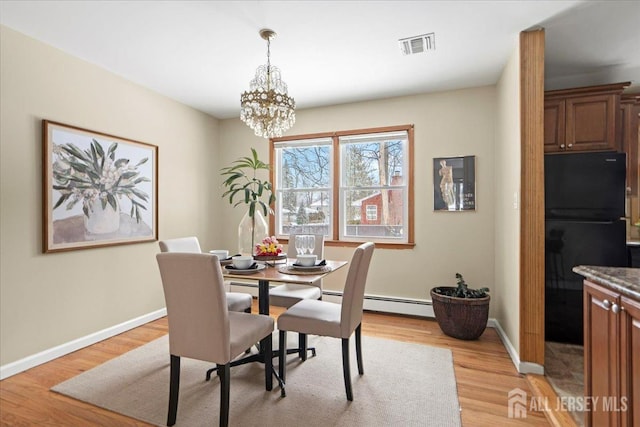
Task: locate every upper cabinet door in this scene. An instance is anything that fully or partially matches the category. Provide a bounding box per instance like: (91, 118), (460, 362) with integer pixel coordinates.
(566, 94), (618, 152)
(544, 98), (565, 152)
(620, 98), (639, 197)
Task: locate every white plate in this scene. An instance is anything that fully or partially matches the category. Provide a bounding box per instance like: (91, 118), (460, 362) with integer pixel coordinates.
(224, 264), (266, 275)
(291, 264), (325, 271)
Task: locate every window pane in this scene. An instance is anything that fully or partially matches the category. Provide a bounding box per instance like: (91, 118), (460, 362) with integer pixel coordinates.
(277, 189), (331, 236)
(278, 144), (331, 189)
(275, 139), (332, 237)
(366, 205), (377, 221)
(342, 188), (405, 240)
(341, 136), (406, 187)
(340, 130), (408, 242)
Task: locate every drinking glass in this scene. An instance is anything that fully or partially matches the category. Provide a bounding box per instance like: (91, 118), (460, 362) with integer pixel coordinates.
(295, 235), (304, 256)
(306, 235), (316, 255)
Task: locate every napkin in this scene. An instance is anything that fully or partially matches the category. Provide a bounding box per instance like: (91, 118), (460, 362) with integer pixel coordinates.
(226, 263), (259, 270)
(293, 259), (326, 267)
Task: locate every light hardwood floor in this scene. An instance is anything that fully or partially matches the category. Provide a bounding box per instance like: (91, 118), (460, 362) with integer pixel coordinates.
(0, 302), (550, 426)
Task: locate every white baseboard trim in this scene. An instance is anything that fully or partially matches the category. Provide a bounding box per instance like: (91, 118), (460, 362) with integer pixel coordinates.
(491, 318), (545, 375)
(2, 289), (543, 379)
(0, 308), (167, 380)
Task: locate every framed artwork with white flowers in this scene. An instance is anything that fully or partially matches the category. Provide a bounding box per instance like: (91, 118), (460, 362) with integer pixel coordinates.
(42, 120), (158, 252)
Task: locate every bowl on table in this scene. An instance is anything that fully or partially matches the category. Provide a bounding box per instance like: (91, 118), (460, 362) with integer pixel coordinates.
(210, 250), (229, 260)
(296, 254), (317, 267)
(232, 255), (254, 269)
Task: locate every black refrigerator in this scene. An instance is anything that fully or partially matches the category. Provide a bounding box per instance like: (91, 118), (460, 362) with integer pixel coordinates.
(544, 152), (627, 345)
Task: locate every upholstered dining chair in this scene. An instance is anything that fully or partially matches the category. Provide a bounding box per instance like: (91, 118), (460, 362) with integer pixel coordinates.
(159, 237), (253, 313)
(156, 253), (274, 427)
(277, 242), (374, 401)
(269, 233), (324, 359)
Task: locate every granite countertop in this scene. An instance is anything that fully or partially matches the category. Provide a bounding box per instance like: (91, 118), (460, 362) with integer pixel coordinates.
(573, 266), (640, 300)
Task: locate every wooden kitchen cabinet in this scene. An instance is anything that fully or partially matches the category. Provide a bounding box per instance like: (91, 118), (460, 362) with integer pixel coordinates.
(544, 98), (565, 152)
(544, 82), (629, 153)
(620, 295), (640, 427)
(584, 279), (639, 427)
(620, 95), (639, 196)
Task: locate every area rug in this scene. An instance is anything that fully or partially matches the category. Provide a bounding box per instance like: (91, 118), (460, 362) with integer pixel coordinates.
(52, 334), (461, 426)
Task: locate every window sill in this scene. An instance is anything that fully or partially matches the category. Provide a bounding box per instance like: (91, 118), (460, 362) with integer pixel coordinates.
(281, 239), (415, 250)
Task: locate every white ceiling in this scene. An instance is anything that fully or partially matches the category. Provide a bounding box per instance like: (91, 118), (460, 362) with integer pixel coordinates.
(1, 1), (638, 119)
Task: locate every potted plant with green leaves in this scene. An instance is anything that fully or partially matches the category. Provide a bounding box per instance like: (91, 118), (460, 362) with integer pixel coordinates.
(430, 273), (490, 340)
(221, 148), (275, 256)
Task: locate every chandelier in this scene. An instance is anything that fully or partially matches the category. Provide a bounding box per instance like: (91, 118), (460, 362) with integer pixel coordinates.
(240, 29), (296, 139)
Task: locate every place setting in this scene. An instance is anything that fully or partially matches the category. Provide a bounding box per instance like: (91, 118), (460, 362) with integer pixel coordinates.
(223, 255), (266, 275)
(210, 249), (268, 274)
(278, 235), (332, 275)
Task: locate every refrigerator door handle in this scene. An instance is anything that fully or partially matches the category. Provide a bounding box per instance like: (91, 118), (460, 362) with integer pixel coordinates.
(552, 219), (622, 225)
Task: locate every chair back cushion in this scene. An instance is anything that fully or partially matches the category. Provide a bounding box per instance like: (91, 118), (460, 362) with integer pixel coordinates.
(158, 236), (201, 253)
(156, 253), (230, 363)
(286, 233), (325, 258)
(340, 242), (375, 337)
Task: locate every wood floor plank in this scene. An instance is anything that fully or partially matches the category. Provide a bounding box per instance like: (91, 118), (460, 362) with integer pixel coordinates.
(0, 303), (550, 426)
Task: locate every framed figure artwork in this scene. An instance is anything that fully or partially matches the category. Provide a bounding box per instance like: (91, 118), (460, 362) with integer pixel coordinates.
(433, 156), (475, 211)
(42, 120), (158, 252)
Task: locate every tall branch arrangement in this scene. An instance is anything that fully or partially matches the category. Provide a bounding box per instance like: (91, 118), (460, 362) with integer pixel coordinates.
(221, 148), (275, 218)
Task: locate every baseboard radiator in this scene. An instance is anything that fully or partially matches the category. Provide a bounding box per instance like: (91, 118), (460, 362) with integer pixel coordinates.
(229, 281), (435, 318)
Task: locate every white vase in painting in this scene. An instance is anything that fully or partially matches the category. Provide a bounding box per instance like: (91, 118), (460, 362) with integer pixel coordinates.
(84, 199), (120, 234)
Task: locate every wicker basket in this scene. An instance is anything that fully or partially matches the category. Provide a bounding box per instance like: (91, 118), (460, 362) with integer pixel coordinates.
(430, 287), (490, 340)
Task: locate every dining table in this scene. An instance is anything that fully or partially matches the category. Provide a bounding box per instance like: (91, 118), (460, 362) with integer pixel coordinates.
(222, 258), (349, 316)
(205, 257), (349, 395)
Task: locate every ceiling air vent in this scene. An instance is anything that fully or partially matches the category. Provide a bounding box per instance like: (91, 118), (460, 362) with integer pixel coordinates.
(399, 32), (435, 56)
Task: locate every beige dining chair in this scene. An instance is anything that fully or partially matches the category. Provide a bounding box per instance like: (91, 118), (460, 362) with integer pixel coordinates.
(277, 242), (375, 401)
(269, 233), (324, 359)
(159, 237), (253, 313)
(156, 252), (274, 427)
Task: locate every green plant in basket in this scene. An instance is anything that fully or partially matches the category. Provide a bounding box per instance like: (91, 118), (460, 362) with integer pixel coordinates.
(434, 273), (490, 298)
(430, 273), (490, 340)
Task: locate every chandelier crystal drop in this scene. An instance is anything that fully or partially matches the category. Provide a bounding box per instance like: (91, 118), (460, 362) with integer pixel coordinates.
(240, 29), (296, 139)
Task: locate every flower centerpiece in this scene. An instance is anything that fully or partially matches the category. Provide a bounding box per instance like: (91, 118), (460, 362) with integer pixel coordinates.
(254, 236), (284, 259)
(52, 139), (150, 234)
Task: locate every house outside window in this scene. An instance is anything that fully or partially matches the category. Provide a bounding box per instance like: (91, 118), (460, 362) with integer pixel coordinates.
(271, 125), (414, 246)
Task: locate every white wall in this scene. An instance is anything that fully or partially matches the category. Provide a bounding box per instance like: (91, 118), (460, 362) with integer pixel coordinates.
(494, 46), (521, 353)
(0, 26), (221, 366)
(219, 88), (497, 304)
